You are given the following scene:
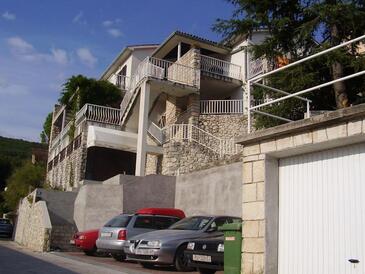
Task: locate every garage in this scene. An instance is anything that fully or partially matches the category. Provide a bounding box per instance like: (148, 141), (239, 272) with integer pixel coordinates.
(278, 142), (365, 274)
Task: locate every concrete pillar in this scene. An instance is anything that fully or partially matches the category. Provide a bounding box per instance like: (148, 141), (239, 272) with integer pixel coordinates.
(177, 42), (182, 60)
(135, 81), (150, 176)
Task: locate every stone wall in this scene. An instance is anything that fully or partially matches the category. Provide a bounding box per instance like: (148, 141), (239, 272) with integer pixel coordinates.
(199, 114), (248, 139)
(15, 196), (52, 252)
(47, 121), (122, 190)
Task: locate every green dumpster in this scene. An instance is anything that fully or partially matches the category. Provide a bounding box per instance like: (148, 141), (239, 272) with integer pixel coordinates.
(219, 222), (242, 274)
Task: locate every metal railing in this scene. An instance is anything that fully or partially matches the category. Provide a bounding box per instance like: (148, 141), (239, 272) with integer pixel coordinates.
(120, 56), (200, 124)
(147, 121), (165, 145)
(163, 124), (240, 156)
(249, 57), (267, 79)
(109, 74), (130, 90)
(50, 104), (121, 149)
(200, 55), (242, 80)
(200, 100), (244, 114)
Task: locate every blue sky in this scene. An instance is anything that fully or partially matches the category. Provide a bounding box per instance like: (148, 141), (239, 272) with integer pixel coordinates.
(0, 0), (233, 141)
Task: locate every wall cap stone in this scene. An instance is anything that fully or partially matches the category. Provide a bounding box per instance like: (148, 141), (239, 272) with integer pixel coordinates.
(237, 103), (365, 146)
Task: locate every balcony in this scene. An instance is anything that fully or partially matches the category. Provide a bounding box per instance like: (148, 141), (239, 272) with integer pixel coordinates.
(200, 55), (242, 80)
(108, 74), (130, 91)
(50, 104), (121, 150)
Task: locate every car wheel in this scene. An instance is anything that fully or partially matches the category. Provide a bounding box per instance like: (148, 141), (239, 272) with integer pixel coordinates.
(198, 268), (216, 274)
(112, 253), (126, 262)
(139, 262), (155, 269)
(174, 245), (194, 272)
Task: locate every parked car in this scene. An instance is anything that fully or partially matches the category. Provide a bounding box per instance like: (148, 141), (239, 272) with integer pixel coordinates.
(124, 215), (241, 271)
(0, 218), (13, 238)
(96, 208), (185, 262)
(185, 236), (224, 274)
(71, 229), (100, 256)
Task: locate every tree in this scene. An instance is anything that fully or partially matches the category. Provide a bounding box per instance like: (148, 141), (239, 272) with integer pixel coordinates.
(60, 75), (122, 110)
(3, 162), (45, 211)
(40, 112), (53, 144)
(214, 0), (365, 128)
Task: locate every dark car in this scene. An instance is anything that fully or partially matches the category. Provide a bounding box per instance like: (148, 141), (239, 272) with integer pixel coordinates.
(125, 215), (240, 271)
(185, 236), (224, 274)
(0, 218), (13, 238)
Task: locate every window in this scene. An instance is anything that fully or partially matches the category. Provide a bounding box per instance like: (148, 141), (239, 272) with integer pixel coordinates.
(209, 217), (242, 230)
(104, 215), (131, 228)
(169, 216), (213, 231)
(154, 217), (180, 229)
(133, 216), (180, 229)
(133, 216), (155, 229)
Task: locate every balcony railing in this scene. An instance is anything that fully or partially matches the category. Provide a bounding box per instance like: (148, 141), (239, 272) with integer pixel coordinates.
(109, 74), (130, 90)
(162, 124), (240, 156)
(249, 57), (269, 79)
(200, 100), (244, 114)
(200, 55), (242, 80)
(120, 56), (200, 124)
(50, 104), (121, 150)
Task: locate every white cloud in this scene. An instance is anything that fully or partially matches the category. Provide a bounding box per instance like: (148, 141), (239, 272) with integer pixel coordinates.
(51, 48), (69, 65)
(107, 28), (122, 38)
(2, 11), (16, 20)
(102, 20), (113, 27)
(76, 48), (97, 68)
(7, 36), (33, 53)
(6, 36), (69, 65)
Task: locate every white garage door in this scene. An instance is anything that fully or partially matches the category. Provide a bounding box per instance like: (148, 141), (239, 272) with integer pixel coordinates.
(279, 142), (365, 274)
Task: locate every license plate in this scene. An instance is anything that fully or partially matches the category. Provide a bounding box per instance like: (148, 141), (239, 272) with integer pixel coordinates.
(192, 254), (212, 263)
(70, 240), (75, 244)
(101, 232), (112, 237)
(135, 249), (155, 255)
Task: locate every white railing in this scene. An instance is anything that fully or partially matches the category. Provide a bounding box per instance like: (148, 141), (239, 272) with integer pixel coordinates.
(200, 100), (244, 114)
(109, 74), (130, 90)
(249, 57), (267, 79)
(120, 56), (200, 124)
(50, 104), (120, 149)
(147, 121), (164, 145)
(163, 124), (240, 156)
(200, 55), (242, 80)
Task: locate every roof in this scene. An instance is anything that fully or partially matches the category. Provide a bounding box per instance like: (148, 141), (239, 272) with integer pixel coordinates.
(152, 30), (231, 58)
(100, 44), (159, 80)
(136, 208), (186, 219)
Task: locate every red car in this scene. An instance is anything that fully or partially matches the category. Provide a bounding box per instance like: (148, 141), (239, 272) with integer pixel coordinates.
(71, 229), (100, 255)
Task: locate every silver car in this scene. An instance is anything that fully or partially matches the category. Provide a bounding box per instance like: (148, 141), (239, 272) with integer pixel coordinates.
(124, 215), (241, 271)
(96, 211), (182, 261)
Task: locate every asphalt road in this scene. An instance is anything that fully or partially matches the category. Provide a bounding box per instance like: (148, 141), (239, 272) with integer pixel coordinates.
(0, 239), (223, 274)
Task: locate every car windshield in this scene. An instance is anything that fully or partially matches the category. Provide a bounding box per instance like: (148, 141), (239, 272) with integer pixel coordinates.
(0, 219), (10, 224)
(104, 215), (131, 228)
(169, 216), (212, 231)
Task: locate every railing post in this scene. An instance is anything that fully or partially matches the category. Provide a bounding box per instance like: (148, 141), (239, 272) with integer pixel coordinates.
(247, 80), (252, 133)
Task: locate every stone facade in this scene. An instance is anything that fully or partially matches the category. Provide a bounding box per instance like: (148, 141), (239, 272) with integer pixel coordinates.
(47, 121), (122, 190)
(199, 114), (248, 139)
(15, 196), (52, 252)
(238, 104), (365, 274)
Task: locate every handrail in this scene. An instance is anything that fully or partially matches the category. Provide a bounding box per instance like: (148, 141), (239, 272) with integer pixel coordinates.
(200, 54), (242, 80)
(163, 124), (240, 156)
(200, 100), (244, 114)
(109, 74), (130, 90)
(119, 56), (200, 124)
(50, 103), (121, 150)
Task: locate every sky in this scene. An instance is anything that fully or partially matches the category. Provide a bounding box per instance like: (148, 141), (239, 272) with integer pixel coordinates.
(0, 0), (234, 142)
